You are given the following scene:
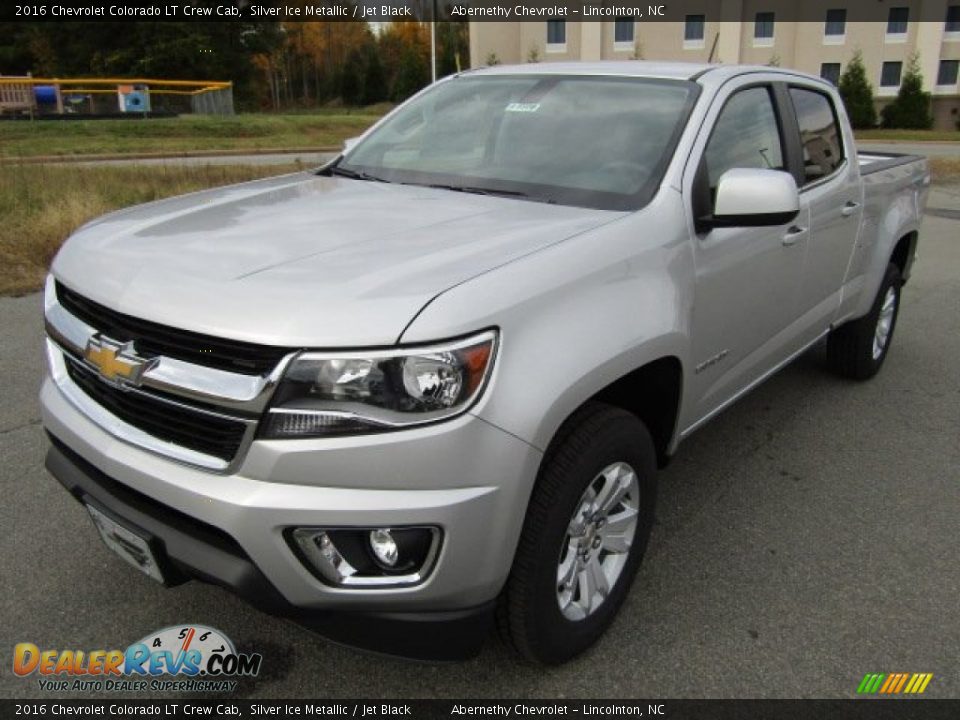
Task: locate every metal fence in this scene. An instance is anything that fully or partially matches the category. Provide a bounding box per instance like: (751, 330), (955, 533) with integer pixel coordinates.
(0, 77), (234, 117)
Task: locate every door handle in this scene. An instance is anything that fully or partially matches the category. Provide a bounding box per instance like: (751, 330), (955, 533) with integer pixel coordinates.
(841, 201), (860, 217)
(782, 226), (807, 246)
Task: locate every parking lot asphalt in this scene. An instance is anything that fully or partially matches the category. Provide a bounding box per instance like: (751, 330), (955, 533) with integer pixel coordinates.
(1, 186), (958, 700)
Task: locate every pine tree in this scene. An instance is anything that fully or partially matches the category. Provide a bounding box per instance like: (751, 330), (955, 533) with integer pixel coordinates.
(392, 46), (429, 102)
(362, 44), (387, 105)
(339, 48), (365, 106)
(880, 53), (934, 129)
(838, 50), (877, 129)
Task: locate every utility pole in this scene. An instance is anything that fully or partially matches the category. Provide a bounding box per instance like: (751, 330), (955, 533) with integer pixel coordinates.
(430, 0), (437, 83)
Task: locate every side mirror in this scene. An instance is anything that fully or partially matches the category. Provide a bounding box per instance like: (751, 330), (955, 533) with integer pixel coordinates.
(705, 168), (799, 229)
(342, 136), (361, 153)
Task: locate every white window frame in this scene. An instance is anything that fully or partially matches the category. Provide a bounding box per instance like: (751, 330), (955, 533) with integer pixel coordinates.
(820, 62), (842, 85)
(823, 9), (846, 45)
(878, 62), (903, 96)
(683, 15), (706, 50)
(945, 5), (960, 40)
(546, 20), (567, 54)
(935, 59), (960, 92)
(885, 7), (909, 43)
(753, 12), (775, 48)
(613, 18), (636, 51)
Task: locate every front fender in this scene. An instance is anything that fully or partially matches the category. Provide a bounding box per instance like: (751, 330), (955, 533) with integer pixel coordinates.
(401, 191), (693, 453)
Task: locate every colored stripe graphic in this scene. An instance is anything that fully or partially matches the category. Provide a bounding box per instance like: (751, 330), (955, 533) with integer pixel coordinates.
(858, 672), (932, 694)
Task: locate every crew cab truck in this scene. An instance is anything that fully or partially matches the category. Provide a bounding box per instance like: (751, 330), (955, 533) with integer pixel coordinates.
(41, 63), (928, 664)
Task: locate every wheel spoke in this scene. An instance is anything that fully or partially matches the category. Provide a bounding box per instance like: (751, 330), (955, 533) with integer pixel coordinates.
(577, 566), (596, 613)
(600, 508), (637, 553)
(589, 557), (609, 599)
(595, 466), (634, 516)
(557, 546), (577, 587)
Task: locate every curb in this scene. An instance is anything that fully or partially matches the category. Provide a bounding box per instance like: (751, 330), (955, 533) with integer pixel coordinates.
(0, 147), (341, 165)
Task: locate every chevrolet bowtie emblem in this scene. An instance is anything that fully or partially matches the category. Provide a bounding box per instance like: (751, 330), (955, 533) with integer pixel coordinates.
(83, 336), (155, 387)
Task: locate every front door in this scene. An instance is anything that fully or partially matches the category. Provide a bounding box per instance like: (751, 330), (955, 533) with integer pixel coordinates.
(682, 81), (809, 432)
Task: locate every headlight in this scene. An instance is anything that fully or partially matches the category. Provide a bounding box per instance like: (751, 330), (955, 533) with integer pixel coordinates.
(260, 330), (497, 439)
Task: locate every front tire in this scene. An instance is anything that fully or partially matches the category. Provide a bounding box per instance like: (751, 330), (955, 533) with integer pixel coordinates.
(498, 403), (657, 664)
(827, 263), (902, 380)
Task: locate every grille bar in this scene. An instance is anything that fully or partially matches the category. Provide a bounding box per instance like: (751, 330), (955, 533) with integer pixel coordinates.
(56, 282), (293, 376)
(65, 356), (248, 462)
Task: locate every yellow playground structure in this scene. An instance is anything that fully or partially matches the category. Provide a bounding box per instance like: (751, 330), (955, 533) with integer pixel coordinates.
(0, 76), (233, 117)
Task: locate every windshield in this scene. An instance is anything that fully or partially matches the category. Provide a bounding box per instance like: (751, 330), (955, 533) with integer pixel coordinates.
(336, 74), (699, 211)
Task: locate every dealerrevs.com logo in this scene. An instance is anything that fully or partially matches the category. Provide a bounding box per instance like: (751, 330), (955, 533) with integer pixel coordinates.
(13, 625), (262, 693)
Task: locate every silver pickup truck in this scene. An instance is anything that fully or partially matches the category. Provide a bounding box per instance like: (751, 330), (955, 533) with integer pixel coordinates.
(41, 62), (928, 664)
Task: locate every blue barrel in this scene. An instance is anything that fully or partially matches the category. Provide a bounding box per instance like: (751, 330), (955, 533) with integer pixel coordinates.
(34, 85), (58, 104)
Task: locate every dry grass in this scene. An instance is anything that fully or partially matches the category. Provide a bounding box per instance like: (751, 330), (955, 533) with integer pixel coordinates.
(928, 157), (960, 184)
(0, 112), (384, 159)
(0, 163), (303, 296)
(855, 129), (960, 142)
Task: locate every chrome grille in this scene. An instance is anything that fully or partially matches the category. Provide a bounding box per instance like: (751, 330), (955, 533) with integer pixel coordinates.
(64, 356), (248, 462)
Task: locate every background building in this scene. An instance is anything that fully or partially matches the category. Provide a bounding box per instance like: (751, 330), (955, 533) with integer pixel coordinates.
(469, 1), (960, 129)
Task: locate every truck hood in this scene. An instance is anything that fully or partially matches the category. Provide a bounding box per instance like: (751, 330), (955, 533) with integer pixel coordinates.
(52, 172), (616, 347)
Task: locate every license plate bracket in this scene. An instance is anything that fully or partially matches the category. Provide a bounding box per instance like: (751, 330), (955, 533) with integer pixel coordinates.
(86, 502), (167, 585)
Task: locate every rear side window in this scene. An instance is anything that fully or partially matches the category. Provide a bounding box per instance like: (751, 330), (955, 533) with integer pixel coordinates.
(789, 87), (845, 184)
(703, 86), (785, 192)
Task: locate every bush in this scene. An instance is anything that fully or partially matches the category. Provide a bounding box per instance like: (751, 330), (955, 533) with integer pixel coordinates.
(880, 53), (934, 129)
(838, 51), (877, 129)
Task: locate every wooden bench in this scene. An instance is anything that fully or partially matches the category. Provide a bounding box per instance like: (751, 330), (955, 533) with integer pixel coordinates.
(0, 76), (37, 117)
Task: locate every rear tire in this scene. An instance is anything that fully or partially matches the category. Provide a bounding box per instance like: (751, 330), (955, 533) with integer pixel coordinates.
(827, 263), (902, 380)
(497, 402), (657, 664)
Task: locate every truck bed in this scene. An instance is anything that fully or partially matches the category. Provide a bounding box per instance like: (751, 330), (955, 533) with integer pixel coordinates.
(857, 151), (927, 176)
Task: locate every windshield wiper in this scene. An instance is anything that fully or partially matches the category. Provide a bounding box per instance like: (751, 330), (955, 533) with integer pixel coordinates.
(423, 183), (553, 203)
(327, 166), (390, 183)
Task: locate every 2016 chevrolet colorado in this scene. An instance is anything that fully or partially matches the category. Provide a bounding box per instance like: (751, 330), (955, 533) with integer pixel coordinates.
(41, 62), (929, 664)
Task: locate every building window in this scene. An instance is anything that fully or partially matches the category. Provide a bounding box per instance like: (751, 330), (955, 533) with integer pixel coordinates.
(880, 61), (903, 87)
(685, 14), (705, 41)
(546, 20), (566, 51)
(755, 12), (775, 38)
(753, 12), (774, 46)
(946, 5), (960, 33)
(820, 63), (842, 85)
(614, 17), (635, 45)
(824, 9), (846, 37)
(684, 14), (705, 49)
(886, 7), (909, 36)
(937, 59), (959, 86)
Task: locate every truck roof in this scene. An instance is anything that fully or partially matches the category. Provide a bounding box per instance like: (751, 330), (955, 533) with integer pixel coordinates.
(465, 61), (829, 87)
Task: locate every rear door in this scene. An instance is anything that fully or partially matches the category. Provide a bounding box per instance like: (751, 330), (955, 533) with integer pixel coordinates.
(681, 77), (810, 431)
(784, 84), (863, 343)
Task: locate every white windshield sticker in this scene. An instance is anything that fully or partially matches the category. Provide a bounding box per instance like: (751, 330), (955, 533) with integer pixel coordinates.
(505, 102), (541, 113)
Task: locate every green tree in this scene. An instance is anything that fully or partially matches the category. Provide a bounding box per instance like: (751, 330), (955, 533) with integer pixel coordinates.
(339, 48), (365, 106)
(392, 45), (429, 102)
(838, 50), (877, 129)
(880, 53), (933, 129)
(362, 43), (387, 105)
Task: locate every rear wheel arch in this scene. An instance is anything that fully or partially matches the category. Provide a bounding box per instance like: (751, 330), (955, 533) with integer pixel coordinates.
(890, 231), (917, 283)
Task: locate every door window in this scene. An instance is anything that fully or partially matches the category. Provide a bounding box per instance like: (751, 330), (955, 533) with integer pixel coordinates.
(703, 86), (785, 192)
(789, 87), (845, 184)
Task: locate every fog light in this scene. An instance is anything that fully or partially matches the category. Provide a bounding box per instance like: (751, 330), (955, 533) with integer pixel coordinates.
(289, 526), (440, 588)
(369, 529), (398, 567)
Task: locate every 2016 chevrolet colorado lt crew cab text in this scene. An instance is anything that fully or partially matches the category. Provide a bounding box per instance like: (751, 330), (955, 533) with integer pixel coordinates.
(41, 62), (929, 664)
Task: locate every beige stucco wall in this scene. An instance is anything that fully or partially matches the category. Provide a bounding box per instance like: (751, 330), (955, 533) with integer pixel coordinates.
(468, 9), (960, 128)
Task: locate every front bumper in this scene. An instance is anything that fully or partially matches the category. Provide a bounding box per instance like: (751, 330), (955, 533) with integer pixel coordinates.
(40, 376), (542, 659)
